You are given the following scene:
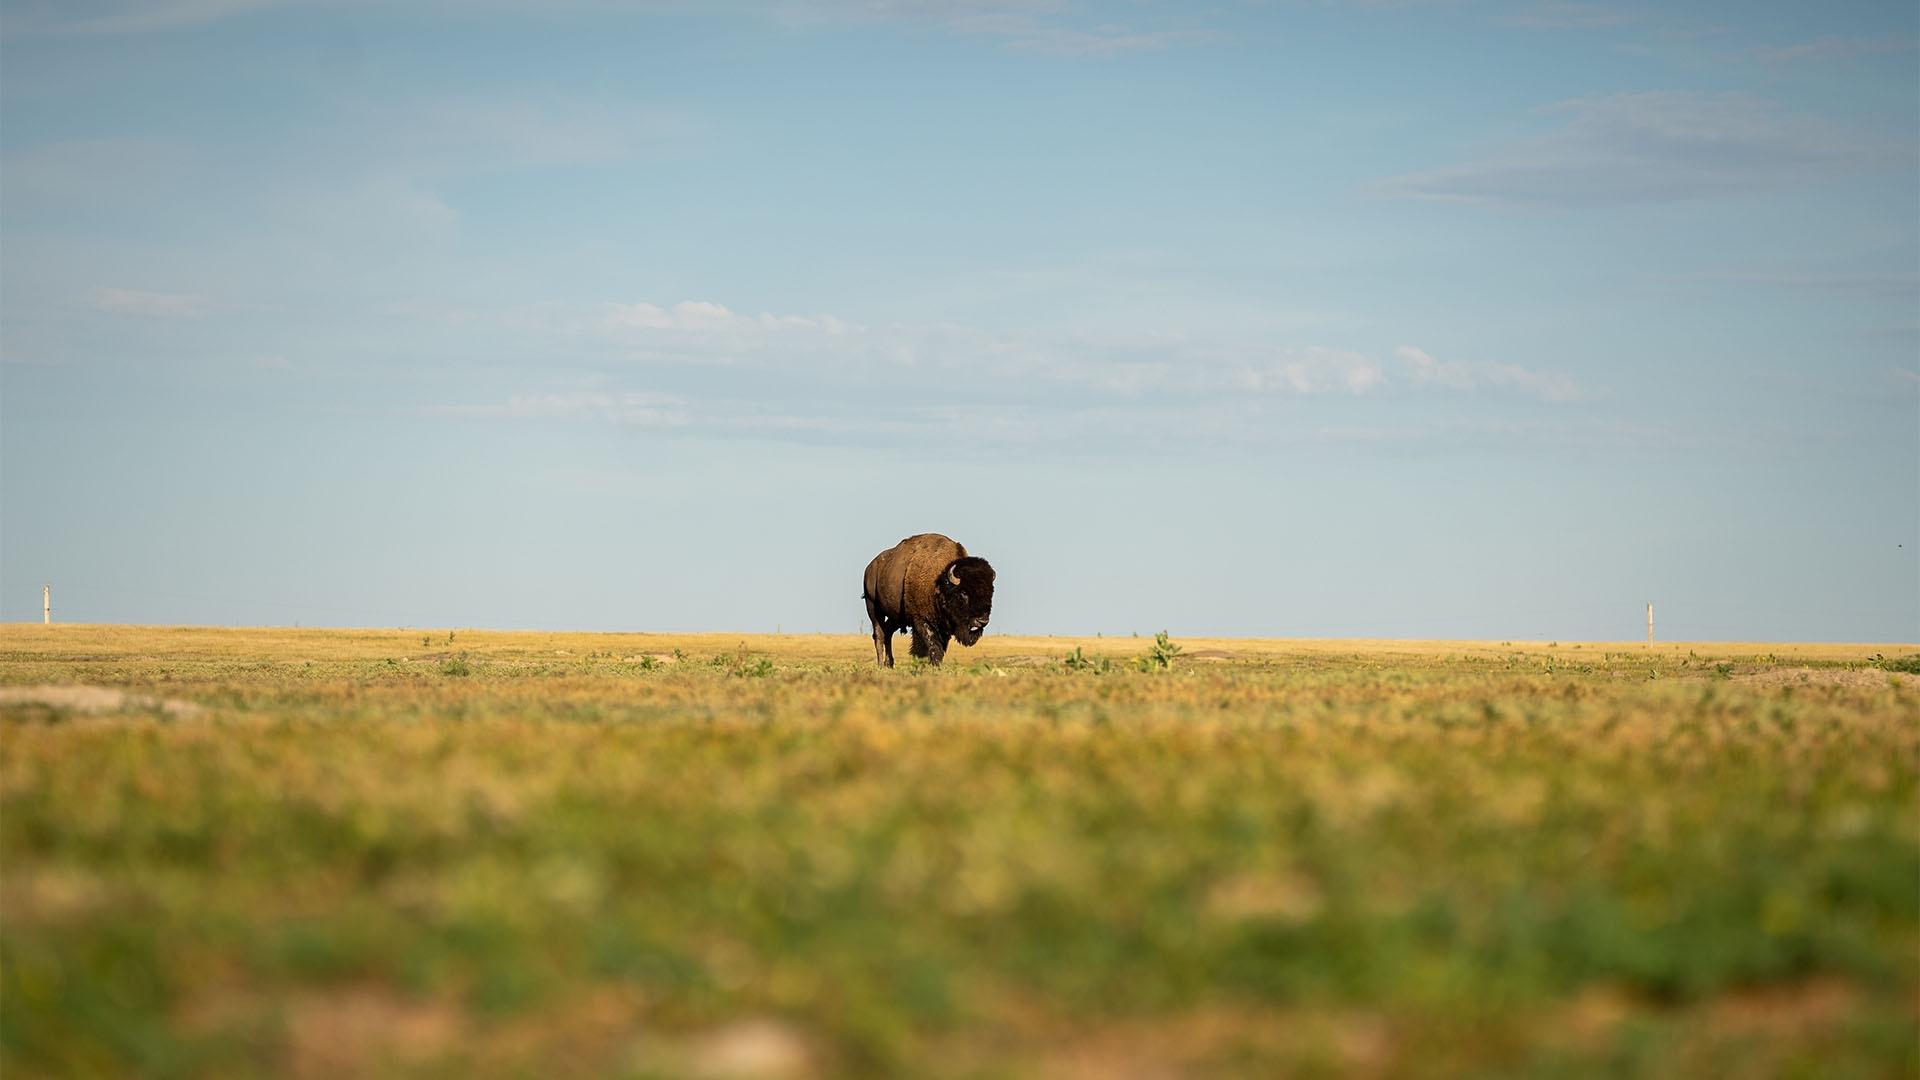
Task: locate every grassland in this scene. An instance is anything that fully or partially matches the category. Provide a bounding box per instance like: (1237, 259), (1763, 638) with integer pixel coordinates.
(2, 625), (1916, 1079)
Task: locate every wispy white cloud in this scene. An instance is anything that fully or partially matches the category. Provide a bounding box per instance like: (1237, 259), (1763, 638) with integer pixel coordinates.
(590, 298), (1392, 398)
(521, 297), (1598, 408)
(942, 14), (1209, 56)
(423, 300), (1590, 456)
(604, 300), (852, 336)
(1676, 270), (1920, 299)
(1492, 1), (1635, 30)
(363, 96), (697, 171)
(773, 0), (1206, 56)
(1233, 347), (1383, 395)
(1377, 91), (1913, 207)
(2, 0), (280, 36)
(90, 288), (207, 318)
(1395, 345), (1582, 402)
(272, 177), (460, 237)
(10, 0), (1210, 57)
(2, 137), (197, 208)
(430, 391), (688, 426)
(5, 94), (692, 258)
(1743, 34), (1920, 65)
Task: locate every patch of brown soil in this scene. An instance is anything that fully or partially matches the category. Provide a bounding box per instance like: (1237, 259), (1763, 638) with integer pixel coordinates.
(1542, 978), (1862, 1055)
(946, 1002), (1394, 1080)
(1702, 978), (1858, 1038)
(281, 986), (465, 1079)
(0, 866), (109, 925)
(628, 1017), (818, 1080)
(1733, 668), (1912, 689)
(0, 684), (203, 717)
(1034, 1008), (1393, 1080)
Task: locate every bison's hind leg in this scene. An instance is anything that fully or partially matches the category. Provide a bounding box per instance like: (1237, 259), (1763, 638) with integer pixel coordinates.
(866, 597), (893, 668)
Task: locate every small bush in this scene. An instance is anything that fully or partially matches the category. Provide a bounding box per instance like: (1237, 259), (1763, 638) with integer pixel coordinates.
(1063, 647), (1111, 674)
(1136, 631), (1181, 672)
(439, 656), (472, 677)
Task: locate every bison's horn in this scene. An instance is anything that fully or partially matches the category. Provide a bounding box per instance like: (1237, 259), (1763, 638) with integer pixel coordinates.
(947, 567), (961, 586)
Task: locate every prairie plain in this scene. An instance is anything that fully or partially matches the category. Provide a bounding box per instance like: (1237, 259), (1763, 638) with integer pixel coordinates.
(2, 625), (1916, 1078)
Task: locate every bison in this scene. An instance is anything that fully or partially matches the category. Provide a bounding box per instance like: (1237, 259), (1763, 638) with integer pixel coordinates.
(862, 533), (996, 667)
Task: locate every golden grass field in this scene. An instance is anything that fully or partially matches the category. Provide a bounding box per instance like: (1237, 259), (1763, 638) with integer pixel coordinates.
(3, 625), (1916, 1078)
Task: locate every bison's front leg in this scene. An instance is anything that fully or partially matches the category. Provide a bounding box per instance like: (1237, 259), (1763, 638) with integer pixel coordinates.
(922, 625), (952, 666)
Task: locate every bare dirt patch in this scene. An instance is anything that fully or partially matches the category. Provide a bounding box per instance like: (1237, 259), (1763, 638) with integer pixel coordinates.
(1029, 1006), (1394, 1080)
(281, 986), (465, 1079)
(1702, 977), (1858, 1038)
(628, 1017), (818, 1080)
(1732, 668), (1912, 690)
(0, 685), (203, 717)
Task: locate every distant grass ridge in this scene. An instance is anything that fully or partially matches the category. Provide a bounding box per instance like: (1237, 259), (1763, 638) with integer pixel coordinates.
(2, 627), (1916, 1078)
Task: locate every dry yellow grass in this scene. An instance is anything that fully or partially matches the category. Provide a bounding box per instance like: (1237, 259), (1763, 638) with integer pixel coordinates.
(2, 623), (1905, 663)
(2, 625), (1915, 1078)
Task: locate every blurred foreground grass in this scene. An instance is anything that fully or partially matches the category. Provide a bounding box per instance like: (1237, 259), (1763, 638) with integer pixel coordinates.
(2, 626), (1916, 1078)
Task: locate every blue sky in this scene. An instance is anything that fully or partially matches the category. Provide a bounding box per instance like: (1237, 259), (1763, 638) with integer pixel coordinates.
(2, 0), (1915, 641)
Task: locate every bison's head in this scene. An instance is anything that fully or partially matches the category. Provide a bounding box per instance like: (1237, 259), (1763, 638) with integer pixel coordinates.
(938, 556), (996, 646)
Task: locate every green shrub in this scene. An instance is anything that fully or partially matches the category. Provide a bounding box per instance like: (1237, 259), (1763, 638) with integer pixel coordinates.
(1063, 647), (1111, 674)
(1136, 630), (1181, 672)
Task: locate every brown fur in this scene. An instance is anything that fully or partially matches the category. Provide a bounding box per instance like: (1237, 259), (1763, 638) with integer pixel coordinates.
(862, 533), (996, 667)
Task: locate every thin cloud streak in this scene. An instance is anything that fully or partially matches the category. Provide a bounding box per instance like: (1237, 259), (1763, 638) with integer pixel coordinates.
(419, 302), (1590, 455)
(1, 0), (279, 36)
(1491, 1), (1636, 30)
(429, 391), (688, 426)
(1376, 91), (1914, 207)
(1233, 347), (1383, 395)
(90, 288), (207, 318)
(482, 297), (1588, 406)
(1743, 35), (1920, 65)
(775, 0), (1209, 55)
(1395, 345), (1582, 402)
(1674, 270), (1920, 299)
(14, 0), (1214, 59)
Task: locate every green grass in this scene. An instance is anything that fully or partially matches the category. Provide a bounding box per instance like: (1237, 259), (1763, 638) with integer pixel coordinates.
(2, 627), (1916, 1078)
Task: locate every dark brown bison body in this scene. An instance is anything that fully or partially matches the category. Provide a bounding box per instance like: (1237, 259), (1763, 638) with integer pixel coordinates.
(862, 533), (996, 667)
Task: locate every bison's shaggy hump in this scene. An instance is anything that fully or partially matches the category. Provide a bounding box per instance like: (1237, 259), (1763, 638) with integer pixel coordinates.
(862, 533), (996, 668)
(864, 533), (964, 620)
